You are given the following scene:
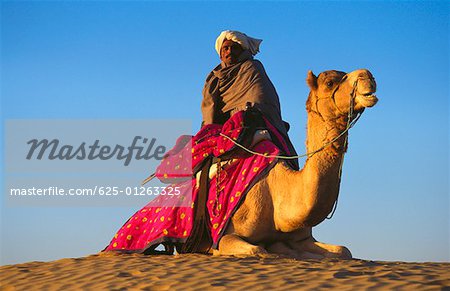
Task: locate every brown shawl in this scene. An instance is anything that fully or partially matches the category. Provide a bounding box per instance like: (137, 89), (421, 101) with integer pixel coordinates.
(201, 51), (299, 169)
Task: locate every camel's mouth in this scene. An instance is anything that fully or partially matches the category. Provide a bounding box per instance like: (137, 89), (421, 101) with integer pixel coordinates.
(355, 92), (378, 108)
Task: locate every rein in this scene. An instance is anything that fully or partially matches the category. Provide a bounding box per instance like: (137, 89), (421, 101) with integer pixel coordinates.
(219, 75), (364, 160)
(142, 76), (366, 220)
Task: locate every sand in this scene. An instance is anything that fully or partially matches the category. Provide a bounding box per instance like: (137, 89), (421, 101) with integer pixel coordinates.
(1, 253), (449, 290)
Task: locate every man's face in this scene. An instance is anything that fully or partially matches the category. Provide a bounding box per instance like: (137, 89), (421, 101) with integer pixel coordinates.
(220, 39), (244, 67)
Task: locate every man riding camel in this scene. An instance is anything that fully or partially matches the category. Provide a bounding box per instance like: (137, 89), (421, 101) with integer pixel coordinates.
(104, 31), (301, 254)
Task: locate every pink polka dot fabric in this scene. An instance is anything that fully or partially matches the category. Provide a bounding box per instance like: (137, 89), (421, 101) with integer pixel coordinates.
(104, 111), (284, 253)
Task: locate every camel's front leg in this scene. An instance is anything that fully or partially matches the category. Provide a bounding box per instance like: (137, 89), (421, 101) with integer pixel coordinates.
(289, 237), (352, 259)
(214, 234), (268, 256)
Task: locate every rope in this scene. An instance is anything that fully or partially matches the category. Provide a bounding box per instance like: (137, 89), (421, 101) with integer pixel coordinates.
(143, 77), (366, 220)
(219, 112), (361, 160)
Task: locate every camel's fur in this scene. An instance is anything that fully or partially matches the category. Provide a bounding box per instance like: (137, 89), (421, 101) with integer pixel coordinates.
(213, 69), (378, 259)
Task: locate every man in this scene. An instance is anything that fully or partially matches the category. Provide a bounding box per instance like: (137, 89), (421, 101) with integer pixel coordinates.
(201, 30), (298, 169)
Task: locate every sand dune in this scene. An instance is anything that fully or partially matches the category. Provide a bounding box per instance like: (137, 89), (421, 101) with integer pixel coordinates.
(1, 253), (449, 290)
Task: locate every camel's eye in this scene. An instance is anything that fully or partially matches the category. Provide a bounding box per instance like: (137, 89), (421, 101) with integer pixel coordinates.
(326, 81), (334, 88)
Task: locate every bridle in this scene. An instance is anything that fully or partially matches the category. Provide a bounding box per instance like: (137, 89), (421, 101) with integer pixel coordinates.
(312, 73), (364, 122)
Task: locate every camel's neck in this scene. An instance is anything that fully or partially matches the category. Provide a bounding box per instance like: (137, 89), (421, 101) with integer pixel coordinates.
(290, 111), (349, 227)
(305, 111), (348, 171)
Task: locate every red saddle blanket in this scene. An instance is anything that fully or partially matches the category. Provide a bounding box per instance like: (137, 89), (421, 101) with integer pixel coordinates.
(104, 110), (290, 252)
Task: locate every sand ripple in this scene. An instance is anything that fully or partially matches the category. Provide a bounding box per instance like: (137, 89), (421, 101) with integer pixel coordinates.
(1, 253), (449, 290)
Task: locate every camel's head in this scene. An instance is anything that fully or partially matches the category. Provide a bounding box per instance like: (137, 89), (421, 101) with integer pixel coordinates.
(306, 69), (377, 119)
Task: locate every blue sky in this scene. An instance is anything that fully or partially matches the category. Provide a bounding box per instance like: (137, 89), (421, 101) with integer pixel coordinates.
(1, 1), (449, 264)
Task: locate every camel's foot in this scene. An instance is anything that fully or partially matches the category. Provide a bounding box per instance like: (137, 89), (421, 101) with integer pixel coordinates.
(266, 241), (298, 258)
(266, 241), (327, 260)
(314, 241), (352, 259)
(292, 238), (352, 259)
(214, 234), (268, 257)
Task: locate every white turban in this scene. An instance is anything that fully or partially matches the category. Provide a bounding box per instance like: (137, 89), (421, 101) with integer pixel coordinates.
(215, 30), (262, 56)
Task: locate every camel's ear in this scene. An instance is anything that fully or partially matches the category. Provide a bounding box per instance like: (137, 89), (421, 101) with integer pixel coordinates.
(306, 70), (318, 90)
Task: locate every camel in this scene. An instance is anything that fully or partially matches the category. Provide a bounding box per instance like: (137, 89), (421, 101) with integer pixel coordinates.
(211, 69), (378, 259)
